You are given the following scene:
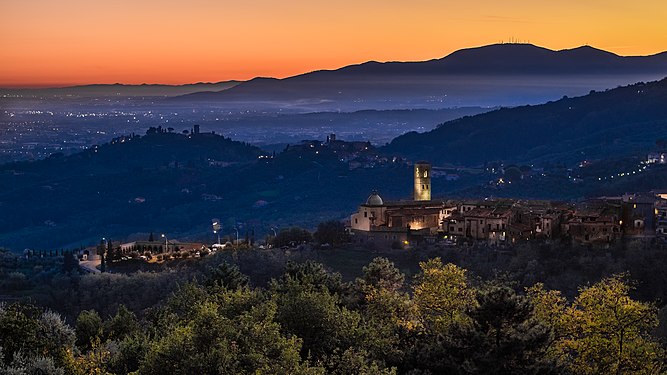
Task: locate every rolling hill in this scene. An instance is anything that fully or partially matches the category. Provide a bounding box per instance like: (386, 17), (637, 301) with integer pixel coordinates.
(384, 77), (667, 165)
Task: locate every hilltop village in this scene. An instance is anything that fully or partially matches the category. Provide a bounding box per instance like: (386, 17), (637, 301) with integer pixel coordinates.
(69, 159), (667, 268)
(350, 162), (667, 248)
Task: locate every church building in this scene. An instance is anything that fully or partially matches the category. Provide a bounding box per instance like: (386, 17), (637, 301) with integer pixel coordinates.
(349, 162), (457, 246)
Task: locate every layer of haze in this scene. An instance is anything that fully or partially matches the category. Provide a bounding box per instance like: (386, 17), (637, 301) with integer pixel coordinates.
(1, 0), (666, 87)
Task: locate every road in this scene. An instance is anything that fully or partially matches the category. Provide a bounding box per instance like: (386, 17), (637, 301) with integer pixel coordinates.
(79, 259), (101, 273)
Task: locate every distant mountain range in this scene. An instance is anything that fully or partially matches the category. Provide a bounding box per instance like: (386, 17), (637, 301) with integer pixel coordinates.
(5, 44), (666, 111)
(385, 77), (667, 165)
(0, 81), (240, 98)
(170, 44), (667, 111)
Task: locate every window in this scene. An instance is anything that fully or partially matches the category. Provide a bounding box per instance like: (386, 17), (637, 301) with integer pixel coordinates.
(364, 212), (367, 218)
(458, 227), (463, 232)
(355, 219), (358, 224)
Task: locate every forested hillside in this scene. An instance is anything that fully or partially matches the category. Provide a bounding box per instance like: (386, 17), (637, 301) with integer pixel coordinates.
(386, 78), (667, 165)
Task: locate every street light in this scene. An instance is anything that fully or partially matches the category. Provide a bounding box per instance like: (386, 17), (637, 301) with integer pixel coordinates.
(212, 219), (221, 245)
(213, 229), (220, 245)
(99, 237), (108, 256)
(161, 234), (168, 253)
(234, 226), (239, 247)
(99, 237), (109, 272)
(269, 227), (278, 249)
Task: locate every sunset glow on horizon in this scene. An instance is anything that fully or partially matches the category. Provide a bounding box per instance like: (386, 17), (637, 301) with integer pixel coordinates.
(1, 0), (666, 88)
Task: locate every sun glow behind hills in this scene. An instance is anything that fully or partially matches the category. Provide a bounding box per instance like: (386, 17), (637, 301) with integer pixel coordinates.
(1, 0), (666, 87)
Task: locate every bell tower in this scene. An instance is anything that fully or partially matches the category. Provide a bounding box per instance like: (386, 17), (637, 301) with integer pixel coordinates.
(414, 161), (431, 201)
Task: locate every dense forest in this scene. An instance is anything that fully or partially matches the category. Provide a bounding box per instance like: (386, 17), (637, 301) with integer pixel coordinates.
(1, 239), (666, 374)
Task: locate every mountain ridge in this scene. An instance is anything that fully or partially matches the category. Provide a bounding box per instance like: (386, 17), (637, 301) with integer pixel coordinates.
(171, 43), (667, 111)
(0, 81), (242, 97)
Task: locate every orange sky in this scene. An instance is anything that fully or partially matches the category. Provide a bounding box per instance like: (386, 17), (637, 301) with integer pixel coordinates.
(1, 0), (666, 87)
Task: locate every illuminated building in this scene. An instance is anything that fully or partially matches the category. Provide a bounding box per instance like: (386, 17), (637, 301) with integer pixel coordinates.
(349, 162), (662, 247)
(414, 161), (431, 201)
(349, 163), (455, 246)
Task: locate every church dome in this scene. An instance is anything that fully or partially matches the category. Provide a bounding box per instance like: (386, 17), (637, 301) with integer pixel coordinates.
(366, 191), (384, 206)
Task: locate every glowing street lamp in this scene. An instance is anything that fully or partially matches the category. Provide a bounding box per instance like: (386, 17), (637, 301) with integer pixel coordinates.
(212, 218), (221, 245)
(99, 237), (108, 258)
(268, 226), (278, 249)
(161, 234), (168, 253)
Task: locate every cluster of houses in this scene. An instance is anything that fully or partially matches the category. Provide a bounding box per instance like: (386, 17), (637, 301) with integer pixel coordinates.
(647, 151), (666, 165)
(287, 134), (406, 170)
(349, 162), (667, 247)
(74, 236), (210, 264)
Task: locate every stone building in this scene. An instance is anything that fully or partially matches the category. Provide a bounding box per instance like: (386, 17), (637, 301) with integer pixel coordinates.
(414, 161), (431, 201)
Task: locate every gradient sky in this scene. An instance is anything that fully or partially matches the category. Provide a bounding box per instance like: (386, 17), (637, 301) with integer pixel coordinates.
(1, 0), (666, 87)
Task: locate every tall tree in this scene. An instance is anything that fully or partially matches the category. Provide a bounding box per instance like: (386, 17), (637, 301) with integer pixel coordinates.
(413, 258), (475, 332)
(359, 257), (405, 293)
(272, 227), (313, 247)
(449, 283), (560, 374)
(562, 275), (665, 374)
(204, 262), (249, 290)
(104, 305), (139, 341)
(314, 220), (350, 246)
(75, 310), (103, 350)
